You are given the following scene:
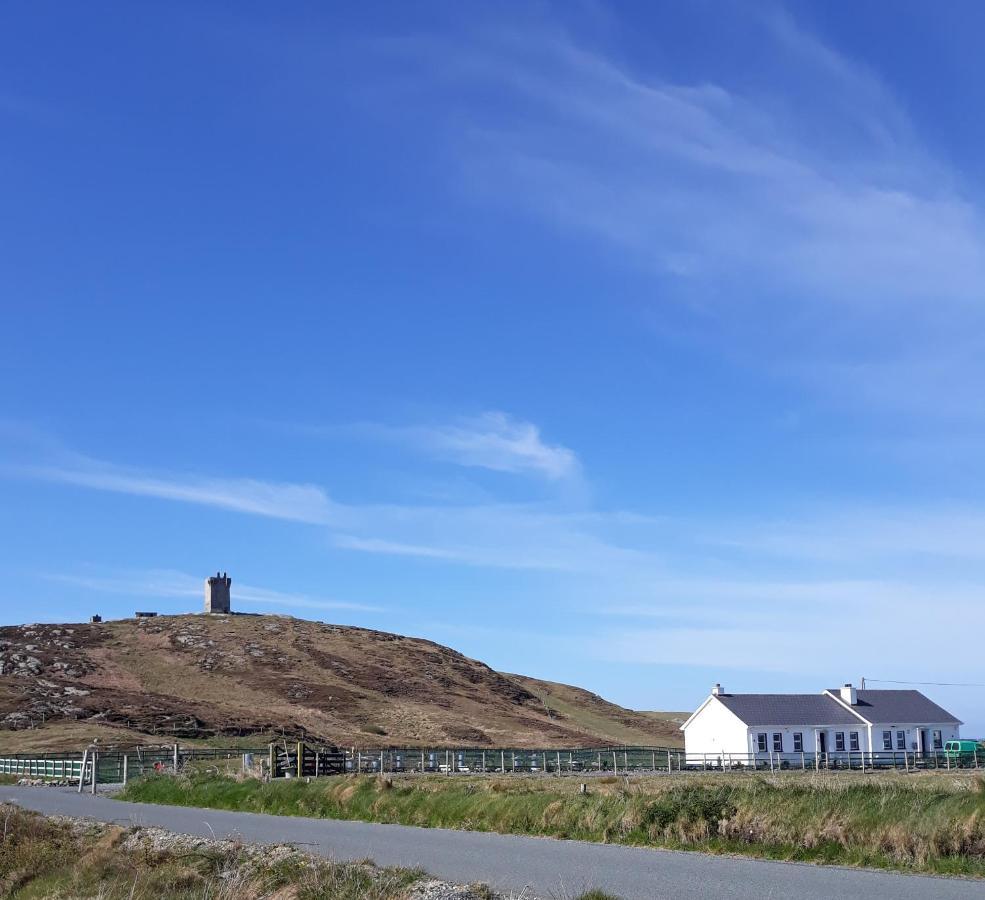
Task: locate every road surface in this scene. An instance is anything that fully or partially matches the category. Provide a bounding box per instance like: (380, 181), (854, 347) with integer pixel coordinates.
(2, 785), (981, 899)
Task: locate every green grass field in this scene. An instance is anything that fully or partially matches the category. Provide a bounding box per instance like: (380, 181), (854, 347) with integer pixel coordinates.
(120, 771), (985, 877)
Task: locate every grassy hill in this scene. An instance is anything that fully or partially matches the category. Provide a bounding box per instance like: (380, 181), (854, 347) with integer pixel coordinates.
(0, 614), (684, 752)
(506, 674), (686, 747)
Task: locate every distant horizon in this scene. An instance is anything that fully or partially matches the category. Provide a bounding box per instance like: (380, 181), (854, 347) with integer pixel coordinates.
(4, 2), (985, 737)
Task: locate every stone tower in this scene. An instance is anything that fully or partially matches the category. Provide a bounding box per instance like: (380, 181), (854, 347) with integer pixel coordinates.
(204, 571), (231, 614)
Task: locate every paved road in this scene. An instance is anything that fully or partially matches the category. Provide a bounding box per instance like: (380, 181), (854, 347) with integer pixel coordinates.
(3, 785), (982, 899)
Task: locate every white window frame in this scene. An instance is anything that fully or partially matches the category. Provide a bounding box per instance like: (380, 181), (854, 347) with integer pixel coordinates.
(757, 733), (768, 753)
(882, 730), (893, 750)
(933, 730), (943, 750)
(792, 732), (803, 753)
(896, 730), (906, 750)
(849, 731), (860, 751)
(772, 732), (783, 753)
(835, 732), (846, 752)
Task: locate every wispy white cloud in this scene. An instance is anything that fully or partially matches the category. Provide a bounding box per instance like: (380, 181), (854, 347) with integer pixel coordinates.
(459, 24), (985, 309)
(328, 500), (652, 573)
(703, 507), (985, 564)
(332, 535), (468, 560)
(352, 412), (580, 480)
(366, 16), (985, 416)
(45, 569), (382, 613)
(580, 574), (985, 686)
(16, 457), (333, 524)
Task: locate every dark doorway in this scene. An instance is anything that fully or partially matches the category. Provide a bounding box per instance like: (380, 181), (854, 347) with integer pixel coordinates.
(818, 732), (827, 754)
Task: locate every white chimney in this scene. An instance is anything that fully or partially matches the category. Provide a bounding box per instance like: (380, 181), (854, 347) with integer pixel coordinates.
(840, 683), (857, 705)
(712, 683), (723, 696)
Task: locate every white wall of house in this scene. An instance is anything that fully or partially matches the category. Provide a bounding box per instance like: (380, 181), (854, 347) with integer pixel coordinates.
(745, 724), (870, 756)
(681, 697), (749, 757)
(868, 722), (959, 754)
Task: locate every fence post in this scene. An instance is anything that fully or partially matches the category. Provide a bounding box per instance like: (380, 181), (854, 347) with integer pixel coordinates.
(173, 743), (179, 773)
(78, 749), (88, 793)
(612, 751), (618, 773)
(597, 751), (602, 771)
(556, 751), (561, 776)
(123, 754), (128, 785)
(91, 751), (97, 794)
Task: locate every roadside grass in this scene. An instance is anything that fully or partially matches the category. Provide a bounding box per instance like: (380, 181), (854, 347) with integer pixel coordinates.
(0, 803), (612, 899)
(120, 771), (985, 877)
(0, 802), (427, 899)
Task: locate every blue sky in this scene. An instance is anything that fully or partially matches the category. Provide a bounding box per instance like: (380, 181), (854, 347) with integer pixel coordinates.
(3, 1), (985, 733)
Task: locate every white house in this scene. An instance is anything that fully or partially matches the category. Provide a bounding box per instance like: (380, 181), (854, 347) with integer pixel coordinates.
(681, 682), (961, 762)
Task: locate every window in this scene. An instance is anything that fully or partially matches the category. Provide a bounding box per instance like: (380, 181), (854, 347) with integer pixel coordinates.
(793, 732), (803, 753)
(882, 731), (893, 750)
(772, 733), (783, 753)
(835, 732), (846, 752)
(850, 732), (860, 751)
(897, 730), (906, 750)
(757, 733), (768, 753)
(933, 730), (943, 750)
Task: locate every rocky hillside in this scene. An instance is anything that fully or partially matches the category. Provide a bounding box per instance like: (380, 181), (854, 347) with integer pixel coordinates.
(0, 614), (684, 751)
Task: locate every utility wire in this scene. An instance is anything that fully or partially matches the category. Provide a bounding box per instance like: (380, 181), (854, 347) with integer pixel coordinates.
(863, 678), (985, 688)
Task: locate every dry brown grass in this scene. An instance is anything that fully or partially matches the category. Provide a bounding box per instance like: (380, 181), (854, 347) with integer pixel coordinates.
(0, 803), (432, 899)
(124, 771), (985, 877)
(1, 614), (682, 751)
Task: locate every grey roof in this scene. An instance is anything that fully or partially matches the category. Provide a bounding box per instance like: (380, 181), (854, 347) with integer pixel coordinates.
(715, 693), (861, 727)
(826, 689), (961, 725)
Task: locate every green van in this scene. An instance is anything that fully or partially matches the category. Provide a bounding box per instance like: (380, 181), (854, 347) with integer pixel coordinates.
(943, 740), (981, 763)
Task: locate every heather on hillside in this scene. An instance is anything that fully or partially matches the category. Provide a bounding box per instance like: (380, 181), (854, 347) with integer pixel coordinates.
(0, 614), (683, 751)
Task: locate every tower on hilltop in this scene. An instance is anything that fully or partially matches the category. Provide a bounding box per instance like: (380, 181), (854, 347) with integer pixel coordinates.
(204, 571), (231, 614)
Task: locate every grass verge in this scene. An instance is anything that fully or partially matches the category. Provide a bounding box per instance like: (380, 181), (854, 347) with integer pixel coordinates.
(0, 803), (610, 899)
(0, 803), (419, 899)
(120, 771), (985, 877)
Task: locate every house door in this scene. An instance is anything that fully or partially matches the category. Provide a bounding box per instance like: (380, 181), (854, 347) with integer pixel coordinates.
(919, 729), (927, 757)
(818, 732), (827, 754)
